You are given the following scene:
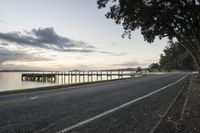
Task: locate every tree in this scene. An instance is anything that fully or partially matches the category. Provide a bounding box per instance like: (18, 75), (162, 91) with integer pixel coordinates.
(97, 0), (200, 72)
(149, 63), (159, 71)
(136, 66), (142, 72)
(159, 42), (196, 70)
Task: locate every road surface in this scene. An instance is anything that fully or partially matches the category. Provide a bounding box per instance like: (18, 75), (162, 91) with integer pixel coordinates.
(0, 72), (188, 133)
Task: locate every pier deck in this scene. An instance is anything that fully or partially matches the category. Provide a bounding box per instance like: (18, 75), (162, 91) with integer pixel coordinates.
(21, 70), (148, 82)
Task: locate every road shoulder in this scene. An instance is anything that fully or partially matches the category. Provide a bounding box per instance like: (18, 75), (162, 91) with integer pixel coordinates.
(153, 74), (200, 133)
(65, 74), (188, 133)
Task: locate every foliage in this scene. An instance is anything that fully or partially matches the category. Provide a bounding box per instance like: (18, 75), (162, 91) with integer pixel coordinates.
(149, 63), (159, 70)
(159, 42), (195, 70)
(136, 66), (142, 72)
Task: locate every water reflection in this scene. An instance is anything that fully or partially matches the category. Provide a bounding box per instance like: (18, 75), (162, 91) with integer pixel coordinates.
(0, 72), (57, 92)
(0, 70), (148, 92)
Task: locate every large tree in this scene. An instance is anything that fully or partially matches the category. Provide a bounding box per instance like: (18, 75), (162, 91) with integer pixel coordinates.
(159, 42), (195, 70)
(97, 0), (200, 72)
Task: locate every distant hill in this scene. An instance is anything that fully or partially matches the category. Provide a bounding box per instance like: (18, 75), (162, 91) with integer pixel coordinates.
(0, 68), (147, 73)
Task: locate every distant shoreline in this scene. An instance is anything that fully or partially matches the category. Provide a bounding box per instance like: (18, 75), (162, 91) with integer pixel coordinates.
(0, 68), (147, 73)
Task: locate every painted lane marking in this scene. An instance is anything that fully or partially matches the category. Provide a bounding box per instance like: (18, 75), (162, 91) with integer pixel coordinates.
(30, 96), (39, 100)
(57, 73), (189, 133)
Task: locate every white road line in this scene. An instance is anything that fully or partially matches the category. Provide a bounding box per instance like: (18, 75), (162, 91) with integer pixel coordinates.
(57, 73), (189, 133)
(30, 96), (39, 100)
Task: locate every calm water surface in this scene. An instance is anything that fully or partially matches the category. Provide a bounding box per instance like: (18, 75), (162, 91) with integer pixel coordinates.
(0, 72), (58, 92)
(0, 72), (122, 92)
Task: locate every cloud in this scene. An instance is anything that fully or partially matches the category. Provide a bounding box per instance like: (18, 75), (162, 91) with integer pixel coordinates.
(0, 42), (9, 46)
(55, 48), (126, 57)
(0, 46), (49, 64)
(0, 27), (95, 51)
(113, 61), (150, 67)
(0, 27), (126, 55)
(0, 27), (127, 69)
(61, 49), (101, 53)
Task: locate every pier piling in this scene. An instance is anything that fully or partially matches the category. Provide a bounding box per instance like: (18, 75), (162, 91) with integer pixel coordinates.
(21, 69), (148, 83)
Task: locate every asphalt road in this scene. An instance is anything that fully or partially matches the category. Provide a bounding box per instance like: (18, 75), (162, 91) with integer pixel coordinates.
(0, 72), (189, 133)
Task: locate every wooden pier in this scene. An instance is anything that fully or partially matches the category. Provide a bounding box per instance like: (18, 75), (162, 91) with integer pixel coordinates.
(21, 69), (148, 83)
(21, 73), (56, 82)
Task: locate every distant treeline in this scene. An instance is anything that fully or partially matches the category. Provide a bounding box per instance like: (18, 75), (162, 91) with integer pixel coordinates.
(149, 42), (196, 71)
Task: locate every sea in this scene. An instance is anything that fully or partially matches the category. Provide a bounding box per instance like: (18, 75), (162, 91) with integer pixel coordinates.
(0, 72), (122, 92)
(0, 72), (58, 92)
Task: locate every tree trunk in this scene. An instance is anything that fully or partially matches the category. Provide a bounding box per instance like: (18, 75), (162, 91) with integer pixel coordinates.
(188, 47), (200, 73)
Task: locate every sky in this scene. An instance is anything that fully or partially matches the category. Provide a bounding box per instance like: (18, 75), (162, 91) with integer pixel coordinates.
(0, 0), (168, 70)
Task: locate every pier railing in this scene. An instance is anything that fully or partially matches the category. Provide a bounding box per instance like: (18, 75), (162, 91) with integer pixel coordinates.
(21, 69), (148, 83)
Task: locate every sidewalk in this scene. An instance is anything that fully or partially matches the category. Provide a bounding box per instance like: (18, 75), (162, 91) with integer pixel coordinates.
(153, 74), (200, 133)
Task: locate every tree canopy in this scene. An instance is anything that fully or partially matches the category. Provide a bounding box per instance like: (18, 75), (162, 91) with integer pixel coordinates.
(97, 0), (200, 71)
(159, 42), (195, 70)
(148, 42), (195, 71)
(149, 63), (159, 70)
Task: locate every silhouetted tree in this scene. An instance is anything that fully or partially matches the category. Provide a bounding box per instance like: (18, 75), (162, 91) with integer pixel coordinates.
(149, 63), (159, 71)
(97, 0), (200, 72)
(159, 42), (195, 70)
(136, 66), (142, 72)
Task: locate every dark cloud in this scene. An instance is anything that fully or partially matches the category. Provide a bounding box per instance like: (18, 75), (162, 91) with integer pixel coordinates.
(0, 27), (95, 51)
(62, 49), (99, 53)
(59, 48), (126, 56)
(0, 47), (50, 64)
(0, 27), (126, 55)
(113, 61), (149, 67)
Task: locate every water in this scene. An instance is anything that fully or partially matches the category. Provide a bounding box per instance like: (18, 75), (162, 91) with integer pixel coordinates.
(0, 72), (127, 92)
(0, 72), (57, 92)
